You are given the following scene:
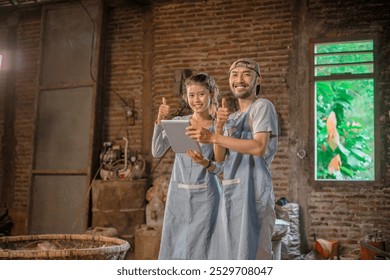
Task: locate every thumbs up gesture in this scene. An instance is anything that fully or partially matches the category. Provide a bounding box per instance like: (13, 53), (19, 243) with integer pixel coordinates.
(216, 97), (229, 132)
(156, 97), (171, 124)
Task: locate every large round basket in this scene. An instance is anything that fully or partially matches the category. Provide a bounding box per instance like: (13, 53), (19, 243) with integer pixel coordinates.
(0, 234), (130, 260)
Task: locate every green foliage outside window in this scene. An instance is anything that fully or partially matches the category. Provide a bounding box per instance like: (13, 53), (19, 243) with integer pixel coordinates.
(314, 40), (375, 181)
(315, 80), (374, 180)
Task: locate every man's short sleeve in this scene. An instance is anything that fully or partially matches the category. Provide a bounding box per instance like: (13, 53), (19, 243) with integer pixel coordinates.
(251, 99), (278, 138)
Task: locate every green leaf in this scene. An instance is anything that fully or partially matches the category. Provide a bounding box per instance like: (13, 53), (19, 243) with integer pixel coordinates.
(337, 143), (350, 156)
(340, 166), (355, 177)
(350, 148), (371, 162)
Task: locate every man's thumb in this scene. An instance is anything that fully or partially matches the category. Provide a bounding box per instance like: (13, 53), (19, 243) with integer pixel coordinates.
(222, 97), (227, 108)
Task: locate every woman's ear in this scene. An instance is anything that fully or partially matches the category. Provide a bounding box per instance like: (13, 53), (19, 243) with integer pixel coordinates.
(209, 92), (214, 105)
(182, 93), (188, 103)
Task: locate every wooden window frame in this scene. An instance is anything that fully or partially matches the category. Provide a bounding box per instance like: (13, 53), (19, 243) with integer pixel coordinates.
(308, 36), (386, 187)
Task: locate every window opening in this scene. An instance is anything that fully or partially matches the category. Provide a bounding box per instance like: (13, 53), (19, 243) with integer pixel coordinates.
(314, 40), (375, 181)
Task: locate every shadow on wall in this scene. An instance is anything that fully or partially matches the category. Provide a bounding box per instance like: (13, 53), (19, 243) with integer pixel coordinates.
(0, 204), (13, 237)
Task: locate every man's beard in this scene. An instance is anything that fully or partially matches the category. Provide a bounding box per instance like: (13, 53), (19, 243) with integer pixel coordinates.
(232, 89), (252, 99)
(230, 81), (256, 99)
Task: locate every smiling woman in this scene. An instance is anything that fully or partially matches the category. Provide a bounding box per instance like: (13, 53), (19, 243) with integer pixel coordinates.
(151, 73), (223, 260)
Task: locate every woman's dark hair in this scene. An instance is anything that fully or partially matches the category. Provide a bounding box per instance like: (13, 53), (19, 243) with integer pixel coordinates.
(183, 73), (219, 108)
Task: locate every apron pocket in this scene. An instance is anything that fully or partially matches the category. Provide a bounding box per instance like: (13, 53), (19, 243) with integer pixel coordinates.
(221, 178), (242, 220)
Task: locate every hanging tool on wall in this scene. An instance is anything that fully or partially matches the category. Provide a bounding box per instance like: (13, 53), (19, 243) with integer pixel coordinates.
(99, 137), (146, 181)
(99, 137), (132, 181)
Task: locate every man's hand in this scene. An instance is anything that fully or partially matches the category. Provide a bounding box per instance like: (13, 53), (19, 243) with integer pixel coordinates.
(186, 125), (215, 144)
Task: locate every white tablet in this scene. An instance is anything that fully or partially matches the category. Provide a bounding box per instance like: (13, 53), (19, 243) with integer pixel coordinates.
(161, 119), (201, 153)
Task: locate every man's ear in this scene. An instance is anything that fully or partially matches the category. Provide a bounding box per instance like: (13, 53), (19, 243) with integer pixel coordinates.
(255, 76), (262, 96)
(257, 75), (262, 85)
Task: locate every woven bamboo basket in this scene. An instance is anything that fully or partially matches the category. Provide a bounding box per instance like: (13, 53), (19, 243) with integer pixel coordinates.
(0, 234), (130, 260)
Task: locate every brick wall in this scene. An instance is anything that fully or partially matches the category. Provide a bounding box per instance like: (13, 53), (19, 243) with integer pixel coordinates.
(0, 9), (41, 234)
(0, 0), (389, 258)
(288, 0), (390, 257)
(102, 4), (145, 153)
(149, 0), (292, 196)
(0, 25), (6, 200)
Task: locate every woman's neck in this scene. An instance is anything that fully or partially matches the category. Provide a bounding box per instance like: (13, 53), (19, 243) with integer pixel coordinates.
(192, 111), (212, 121)
(191, 112), (213, 128)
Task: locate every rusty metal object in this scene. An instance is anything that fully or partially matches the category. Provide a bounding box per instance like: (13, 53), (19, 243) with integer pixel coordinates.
(360, 240), (389, 260)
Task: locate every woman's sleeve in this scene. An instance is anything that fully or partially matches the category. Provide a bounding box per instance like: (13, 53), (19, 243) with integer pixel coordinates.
(151, 124), (171, 157)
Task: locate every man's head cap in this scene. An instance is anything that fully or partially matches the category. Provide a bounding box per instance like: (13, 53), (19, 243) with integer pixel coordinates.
(229, 58), (260, 76)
